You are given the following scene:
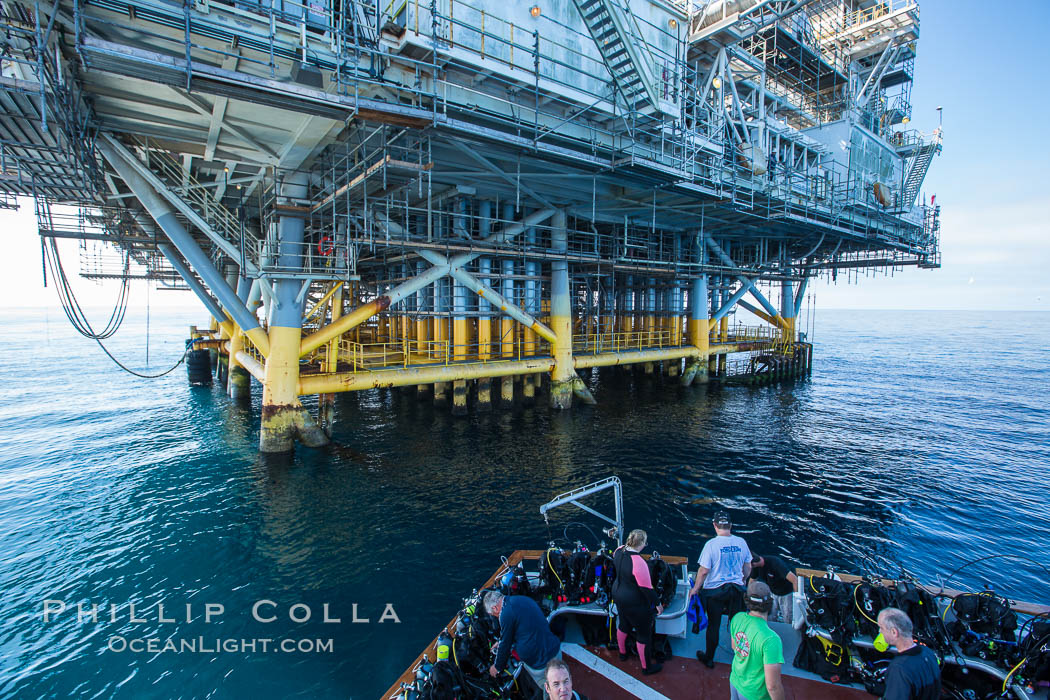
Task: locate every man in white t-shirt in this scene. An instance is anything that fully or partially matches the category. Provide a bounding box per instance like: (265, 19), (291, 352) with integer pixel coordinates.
(688, 510), (751, 668)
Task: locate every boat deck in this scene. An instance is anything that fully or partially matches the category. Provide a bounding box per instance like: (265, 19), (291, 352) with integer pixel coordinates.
(384, 551), (1050, 699)
(563, 643), (869, 699)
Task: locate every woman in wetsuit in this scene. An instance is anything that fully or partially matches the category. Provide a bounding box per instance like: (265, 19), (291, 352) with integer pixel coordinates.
(612, 528), (664, 675)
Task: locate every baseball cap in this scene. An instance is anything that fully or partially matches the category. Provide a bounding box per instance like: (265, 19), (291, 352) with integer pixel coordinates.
(747, 580), (772, 604)
(713, 510), (731, 526)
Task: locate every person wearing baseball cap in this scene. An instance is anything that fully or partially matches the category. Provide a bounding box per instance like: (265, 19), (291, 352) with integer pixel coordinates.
(728, 580), (786, 700)
(689, 510), (753, 669)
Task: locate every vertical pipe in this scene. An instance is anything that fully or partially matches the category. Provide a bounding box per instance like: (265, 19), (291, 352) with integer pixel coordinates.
(523, 215), (539, 401)
(624, 275), (635, 337)
(708, 276), (719, 378)
(601, 275), (615, 351)
(477, 201), (493, 411)
(500, 202), (516, 407)
(415, 259), (429, 357)
(549, 211), (573, 409)
(229, 273), (253, 401)
(415, 259), (430, 400)
(433, 276), (449, 406)
(451, 202), (469, 417)
(718, 283), (729, 376)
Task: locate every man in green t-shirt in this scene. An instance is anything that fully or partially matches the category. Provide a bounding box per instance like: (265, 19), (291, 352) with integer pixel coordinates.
(728, 580), (786, 700)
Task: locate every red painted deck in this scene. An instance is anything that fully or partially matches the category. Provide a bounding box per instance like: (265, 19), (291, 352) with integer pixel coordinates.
(565, 645), (872, 699)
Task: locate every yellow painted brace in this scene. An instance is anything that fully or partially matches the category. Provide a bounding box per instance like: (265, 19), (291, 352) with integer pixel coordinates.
(296, 342), (757, 395)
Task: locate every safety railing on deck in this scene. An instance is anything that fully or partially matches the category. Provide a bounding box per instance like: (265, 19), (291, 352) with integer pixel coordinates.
(333, 333), (551, 372)
(572, 329), (681, 354)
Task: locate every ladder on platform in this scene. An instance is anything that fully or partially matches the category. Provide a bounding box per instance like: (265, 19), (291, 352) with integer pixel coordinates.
(900, 138), (940, 207)
(572, 0), (677, 118)
(131, 140), (261, 271)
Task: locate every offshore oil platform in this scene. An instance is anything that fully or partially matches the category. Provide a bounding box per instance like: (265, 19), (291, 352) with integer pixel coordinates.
(0, 0), (942, 451)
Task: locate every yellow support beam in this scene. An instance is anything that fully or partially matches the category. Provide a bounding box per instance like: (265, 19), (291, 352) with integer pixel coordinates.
(299, 357), (554, 395)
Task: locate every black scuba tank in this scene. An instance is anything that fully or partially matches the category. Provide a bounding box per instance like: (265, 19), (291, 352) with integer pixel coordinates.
(567, 542), (591, 602)
(542, 546), (570, 603)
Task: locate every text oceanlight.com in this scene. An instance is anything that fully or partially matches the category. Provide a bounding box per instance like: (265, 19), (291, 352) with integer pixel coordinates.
(107, 637), (334, 654)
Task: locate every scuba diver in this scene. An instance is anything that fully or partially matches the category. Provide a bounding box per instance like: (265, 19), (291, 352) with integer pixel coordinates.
(690, 510), (752, 669)
(877, 607), (941, 700)
(483, 590), (561, 696)
(612, 528), (664, 675)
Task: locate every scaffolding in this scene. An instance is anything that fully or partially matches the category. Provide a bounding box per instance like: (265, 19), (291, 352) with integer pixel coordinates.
(0, 0), (944, 449)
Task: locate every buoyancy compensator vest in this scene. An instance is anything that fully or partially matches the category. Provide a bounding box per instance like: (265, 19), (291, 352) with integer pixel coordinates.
(949, 591), (1018, 640)
(500, 564), (532, 597)
(648, 552), (677, 608)
(852, 579), (894, 637)
(806, 575), (856, 642)
(567, 543), (591, 602)
(418, 659), (461, 700)
(894, 581), (951, 653)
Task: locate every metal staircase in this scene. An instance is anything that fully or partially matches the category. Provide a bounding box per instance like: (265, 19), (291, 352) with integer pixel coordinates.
(572, 0), (678, 118)
(128, 138), (261, 272)
(901, 135), (941, 207)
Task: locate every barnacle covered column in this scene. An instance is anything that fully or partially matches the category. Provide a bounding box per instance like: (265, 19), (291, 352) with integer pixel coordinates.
(549, 211), (574, 409)
(261, 172), (328, 452)
(228, 274), (253, 402)
(683, 275), (710, 386)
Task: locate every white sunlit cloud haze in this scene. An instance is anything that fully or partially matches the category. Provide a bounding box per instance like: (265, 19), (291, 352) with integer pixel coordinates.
(0, 0), (1046, 313)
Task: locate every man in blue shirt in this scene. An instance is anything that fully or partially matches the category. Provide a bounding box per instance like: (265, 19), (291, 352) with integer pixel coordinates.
(484, 590), (562, 693)
(877, 607), (941, 700)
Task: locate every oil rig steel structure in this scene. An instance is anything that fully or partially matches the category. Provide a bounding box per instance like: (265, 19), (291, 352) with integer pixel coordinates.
(0, 0), (942, 451)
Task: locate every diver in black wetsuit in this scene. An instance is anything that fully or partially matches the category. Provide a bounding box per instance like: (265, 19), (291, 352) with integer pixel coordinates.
(612, 528), (664, 676)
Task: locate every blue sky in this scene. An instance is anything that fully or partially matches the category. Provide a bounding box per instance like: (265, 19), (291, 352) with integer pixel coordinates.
(816, 0), (1050, 309)
(2, 0), (1046, 311)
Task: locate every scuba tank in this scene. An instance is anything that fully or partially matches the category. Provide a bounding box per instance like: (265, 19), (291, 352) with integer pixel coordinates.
(583, 544), (615, 606)
(648, 551), (678, 608)
(542, 545), (570, 604)
(500, 564), (532, 597)
(435, 630), (453, 662)
(566, 542), (591, 604)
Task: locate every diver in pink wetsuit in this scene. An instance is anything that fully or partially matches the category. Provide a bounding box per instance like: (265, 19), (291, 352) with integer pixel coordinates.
(612, 528), (665, 676)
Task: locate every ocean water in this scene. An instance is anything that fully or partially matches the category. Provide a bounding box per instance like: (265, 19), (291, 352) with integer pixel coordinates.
(0, 308), (1047, 699)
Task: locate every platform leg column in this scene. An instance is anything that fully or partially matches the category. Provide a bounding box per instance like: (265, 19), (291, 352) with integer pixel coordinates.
(260, 173), (327, 453)
(683, 275), (709, 386)
(452, 379), (468, 416)
(549, 211), (580, 409)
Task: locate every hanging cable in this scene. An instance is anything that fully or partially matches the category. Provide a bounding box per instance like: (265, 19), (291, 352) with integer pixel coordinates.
(43, 234), (189, 378)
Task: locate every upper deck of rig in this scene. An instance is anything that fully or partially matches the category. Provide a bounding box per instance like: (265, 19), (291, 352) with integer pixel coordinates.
(0, 0), (943, 451)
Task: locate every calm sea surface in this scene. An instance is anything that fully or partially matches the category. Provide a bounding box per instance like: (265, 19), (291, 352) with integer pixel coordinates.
(0, 308), (1048, 699)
